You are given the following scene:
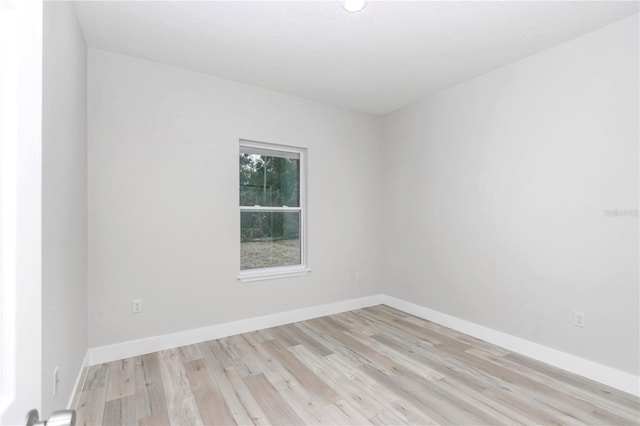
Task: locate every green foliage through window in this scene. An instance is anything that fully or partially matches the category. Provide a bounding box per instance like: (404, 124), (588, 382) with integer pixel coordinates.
(239, 142), (304, 271)
(240, 153), (300, 207)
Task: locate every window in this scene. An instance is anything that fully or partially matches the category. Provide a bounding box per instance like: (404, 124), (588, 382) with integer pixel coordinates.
(238, 140), (308, 281)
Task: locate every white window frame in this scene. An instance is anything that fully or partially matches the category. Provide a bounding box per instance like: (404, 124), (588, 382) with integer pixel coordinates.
(238, 139), (310, 282)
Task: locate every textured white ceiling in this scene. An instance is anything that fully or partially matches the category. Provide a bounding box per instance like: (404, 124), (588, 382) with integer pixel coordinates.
(73, 1), (639, 115)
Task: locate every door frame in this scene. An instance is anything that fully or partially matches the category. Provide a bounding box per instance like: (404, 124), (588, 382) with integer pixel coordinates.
(0, 0), (43, 423)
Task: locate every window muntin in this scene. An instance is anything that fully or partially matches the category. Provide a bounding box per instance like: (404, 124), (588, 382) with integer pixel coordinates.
(239, 140), (307, 280)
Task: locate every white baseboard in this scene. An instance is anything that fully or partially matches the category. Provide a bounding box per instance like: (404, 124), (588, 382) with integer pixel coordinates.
(381, 295), (640, 397)
(86, 293), (639, 397)
(88, 294), (383, 365)
(67, 350), (89, 409)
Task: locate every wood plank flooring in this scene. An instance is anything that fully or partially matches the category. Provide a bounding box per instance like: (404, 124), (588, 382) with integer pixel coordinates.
(74, 305), (640, 425)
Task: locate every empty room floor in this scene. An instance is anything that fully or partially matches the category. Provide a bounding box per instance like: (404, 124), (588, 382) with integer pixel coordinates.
(73, 305), (640, 425)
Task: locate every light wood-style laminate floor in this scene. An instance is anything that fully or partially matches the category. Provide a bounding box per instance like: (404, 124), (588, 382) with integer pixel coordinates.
(73, 305), (640, 425)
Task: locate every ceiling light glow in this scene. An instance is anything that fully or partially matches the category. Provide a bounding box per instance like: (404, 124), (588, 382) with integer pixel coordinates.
(342, 0), (367, 13)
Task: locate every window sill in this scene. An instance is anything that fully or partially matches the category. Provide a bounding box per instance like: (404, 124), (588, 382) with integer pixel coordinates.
(238, 267), (311, 283)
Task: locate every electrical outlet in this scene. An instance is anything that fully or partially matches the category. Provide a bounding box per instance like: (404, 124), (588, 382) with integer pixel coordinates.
(355, 272), (361, 282)
(53, 366), (59, 395)
(574, 311), (586, 328)
(132, 299), (143, 313)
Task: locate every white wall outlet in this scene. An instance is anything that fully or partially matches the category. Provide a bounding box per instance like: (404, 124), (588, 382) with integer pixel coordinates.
(53, 366), (59, 395)
(132, 299), (143, 313)
(355, 272), (361, 282)
(574, 310), (586, 328)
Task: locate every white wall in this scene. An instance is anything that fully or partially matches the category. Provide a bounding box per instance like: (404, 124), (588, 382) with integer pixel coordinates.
(42, 1), (88, 417)
(86, 14), (637, 379)
(381, 15), (639, 374)
(87, 49), (383, 348)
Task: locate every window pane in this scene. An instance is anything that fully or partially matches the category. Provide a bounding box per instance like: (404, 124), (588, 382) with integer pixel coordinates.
(239, 152), (300, 207)
(240, 211), (301, 270)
